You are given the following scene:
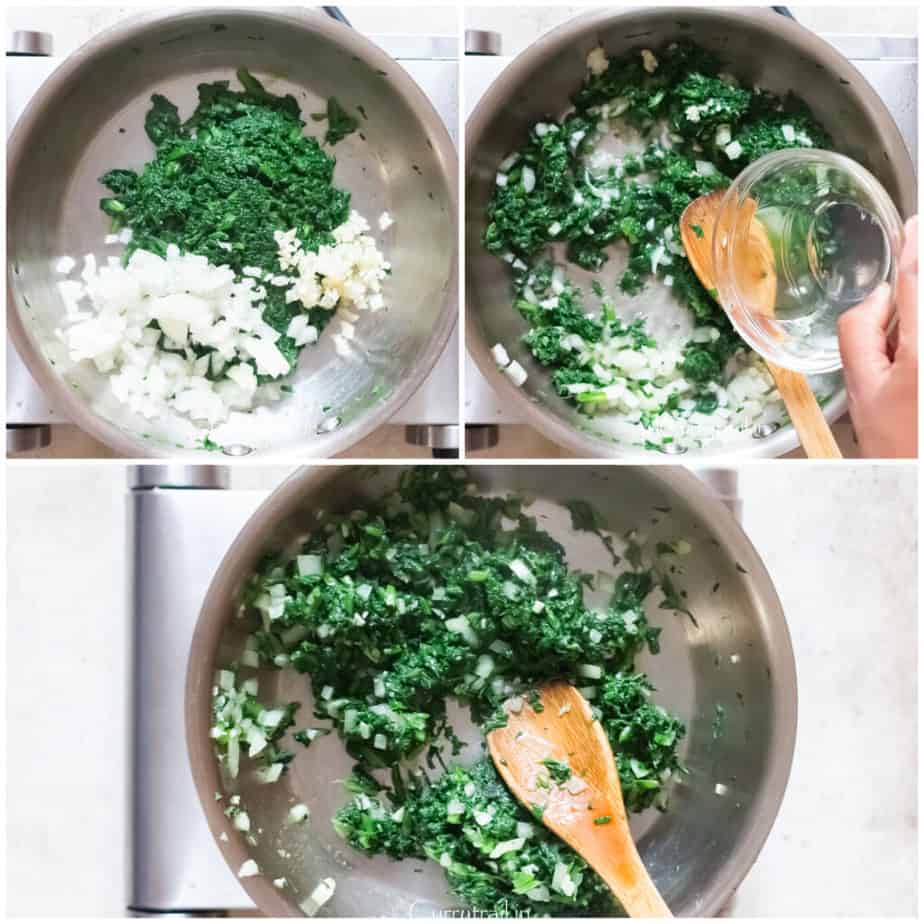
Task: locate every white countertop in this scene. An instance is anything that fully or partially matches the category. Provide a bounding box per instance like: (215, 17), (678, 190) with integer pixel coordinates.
(6, 463), (916, 915)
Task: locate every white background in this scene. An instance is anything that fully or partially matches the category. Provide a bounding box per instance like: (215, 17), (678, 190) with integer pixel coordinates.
(5, 462), (917, 915)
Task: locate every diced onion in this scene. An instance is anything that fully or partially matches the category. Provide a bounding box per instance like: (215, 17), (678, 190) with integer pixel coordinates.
(238, 859), (260, 878)
(447, 799), (465, 818)
(509, 559), (535, 584)
(491, 343), (511, 368)
(475, 654), (495, 678)
(448, 501), (476, 527)
(300, 878), (336, 917)
(227, 737), (240, 779)
(490, 837), (526, 859)
(445, 616), (479, 647)
(504, 360), (528, 387)
(297, 554), (323, 576)
(725, 140), (743, 160)
(287, 803), (310, 824)
(489, 639), (513, 657)
(254, 762), (284, 784)
(474, 808), (494, 827)
(259, 708), (286, 728)
(552, 862), (577, 897)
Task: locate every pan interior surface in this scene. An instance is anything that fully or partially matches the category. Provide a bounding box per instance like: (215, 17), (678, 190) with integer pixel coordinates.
(8, 9), (455, 456)
(192, 466), (794, 916)
(466, 8), (914, 458)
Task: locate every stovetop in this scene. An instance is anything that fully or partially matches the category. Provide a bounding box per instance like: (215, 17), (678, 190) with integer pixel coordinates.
(127, 466), (741, 915)
(130, 473), (264, 913)
(6, 31), (459, 451)
(7, 30), (917, 450)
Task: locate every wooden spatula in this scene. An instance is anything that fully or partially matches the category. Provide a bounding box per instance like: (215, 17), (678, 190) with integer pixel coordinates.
(487, 682), (672, 917)
(680, 188), (841, 458)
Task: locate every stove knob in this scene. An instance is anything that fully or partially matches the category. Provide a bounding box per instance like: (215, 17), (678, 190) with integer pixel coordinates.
(405, 424), (460, 458)
(8, 30), (53, 57)
(465, 29), (502, 56)
(6, 425), (51, 453)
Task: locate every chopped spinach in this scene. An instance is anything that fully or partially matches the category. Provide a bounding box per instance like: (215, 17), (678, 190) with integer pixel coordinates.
(541, 758), (573, 785)
(313, 96), (360, 146)
(99, 69), (352, 374)
(483, 40), (832, 429)
(216, 467), (686, 916)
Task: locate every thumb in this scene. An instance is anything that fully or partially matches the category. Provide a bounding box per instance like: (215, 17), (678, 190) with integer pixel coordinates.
(894, 215), (918, 359)
(838, 282), (893, 394)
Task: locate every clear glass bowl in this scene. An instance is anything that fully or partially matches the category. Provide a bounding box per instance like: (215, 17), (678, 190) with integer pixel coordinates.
(713, 149), (904, 374)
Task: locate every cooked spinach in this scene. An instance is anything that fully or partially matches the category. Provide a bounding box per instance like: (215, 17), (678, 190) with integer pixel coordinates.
(217, 467), (686, 916)
(99, 68), (352, 373)
(312, 96), (361, 146)
(540, 757), (573, 785)
(484, 40), (831, 417)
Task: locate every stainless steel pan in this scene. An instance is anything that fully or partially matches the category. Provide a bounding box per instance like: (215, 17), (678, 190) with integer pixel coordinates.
(187, 465), (797, 915)
(466, 8), (916, 458)
(7, 8), (457, 457)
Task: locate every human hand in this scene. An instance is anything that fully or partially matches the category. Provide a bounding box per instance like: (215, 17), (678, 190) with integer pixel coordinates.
(837, 215), (918, 458)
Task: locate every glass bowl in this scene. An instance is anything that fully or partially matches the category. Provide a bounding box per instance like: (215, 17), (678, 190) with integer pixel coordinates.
(713, 149), (904, 374)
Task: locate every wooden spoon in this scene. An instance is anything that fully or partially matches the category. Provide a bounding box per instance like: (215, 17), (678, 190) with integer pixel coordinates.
(680, 188), (841, 458)
(487, 682), (672, 917)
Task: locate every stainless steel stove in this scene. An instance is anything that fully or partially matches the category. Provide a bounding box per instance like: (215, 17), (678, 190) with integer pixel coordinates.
(5, 29), (459, 455)
(8, 27), (916, 456)
(126, 465), (741, 916)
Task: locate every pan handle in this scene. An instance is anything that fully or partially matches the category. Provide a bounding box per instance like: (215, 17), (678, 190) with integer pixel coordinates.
(322, 6), (352, 27)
